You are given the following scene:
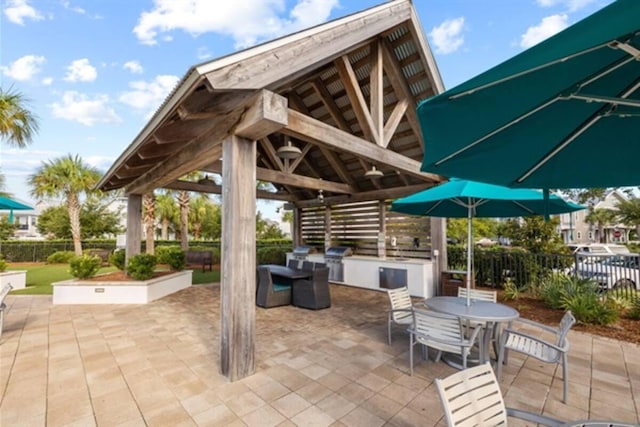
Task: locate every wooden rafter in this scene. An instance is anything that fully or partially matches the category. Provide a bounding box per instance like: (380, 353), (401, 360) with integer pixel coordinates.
(370, 39), (384, 145)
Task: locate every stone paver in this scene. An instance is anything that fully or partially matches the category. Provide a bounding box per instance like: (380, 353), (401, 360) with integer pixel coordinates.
(1, 284), (639, 426)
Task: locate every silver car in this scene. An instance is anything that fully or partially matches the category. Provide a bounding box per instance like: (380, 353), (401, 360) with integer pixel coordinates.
(575, 254), (640, 290)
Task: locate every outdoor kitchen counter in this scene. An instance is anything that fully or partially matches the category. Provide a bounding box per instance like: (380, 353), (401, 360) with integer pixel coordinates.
(342, 256), (434, 298)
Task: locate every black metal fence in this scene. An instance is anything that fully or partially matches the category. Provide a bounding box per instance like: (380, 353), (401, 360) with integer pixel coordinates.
(448, 246), (640, 298)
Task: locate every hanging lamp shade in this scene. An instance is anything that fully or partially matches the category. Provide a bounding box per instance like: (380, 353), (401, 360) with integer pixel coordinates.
(364, 166), (384, 178)
(276, 140), (302, 159)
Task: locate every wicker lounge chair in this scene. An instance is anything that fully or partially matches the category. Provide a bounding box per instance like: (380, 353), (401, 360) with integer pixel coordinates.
(292, 267), (330, 310)
(256, 266), (292, 308)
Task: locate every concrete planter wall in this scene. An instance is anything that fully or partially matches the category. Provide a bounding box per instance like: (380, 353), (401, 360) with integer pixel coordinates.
(0, 270), (27, 290)
(53, 270), (192, 305)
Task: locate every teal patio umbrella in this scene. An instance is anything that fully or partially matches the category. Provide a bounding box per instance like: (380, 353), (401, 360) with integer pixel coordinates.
(391, 179), (584, 306)
(418, 0), (640, 190)
(0, 196), (33, 222)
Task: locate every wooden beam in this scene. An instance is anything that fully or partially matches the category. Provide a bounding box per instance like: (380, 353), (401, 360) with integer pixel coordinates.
(335, 55), (379, 145)
(125, 90), (285, 195)
(201, 162), (353, 194)
(310, 77), (351, 132)
(234, 90), (288, 141)
(200, 1), (413, 90)
(220, 134), (256, 381)
(125, 194), (142, 263)
(283, 109), (440, 182)
(164, 180), (294, 201)
(294, 183), (434, 208)
(259, 137), (284, 172)
(285, 143), (312, 174)
(383, 98), (408, 148)
(381, 38), (423, 146)
(370, 40), (384, 145)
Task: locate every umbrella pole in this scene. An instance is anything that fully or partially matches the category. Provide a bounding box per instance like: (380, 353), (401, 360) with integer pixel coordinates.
(466, 206), (472, 307)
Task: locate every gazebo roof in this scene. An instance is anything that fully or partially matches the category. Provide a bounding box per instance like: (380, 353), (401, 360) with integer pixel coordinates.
(97, 0), (445, 207)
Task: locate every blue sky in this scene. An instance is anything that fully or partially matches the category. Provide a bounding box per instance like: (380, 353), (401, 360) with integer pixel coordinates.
(0, 0), (613, 220)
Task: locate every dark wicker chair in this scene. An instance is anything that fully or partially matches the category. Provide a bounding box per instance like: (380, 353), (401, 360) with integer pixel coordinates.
(287, 259), (300, 269)
(301, 261), (314, 271)
(256, 266), (292, 308)
(292, 267), (331, 310)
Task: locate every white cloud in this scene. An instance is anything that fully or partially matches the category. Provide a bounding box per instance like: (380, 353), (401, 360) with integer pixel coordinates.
(133, 0), (339, 48)
(84, 155), (117, 172)
(41, 77), (53, 85)
(520, 14), (568, 48)
(196, 47), (212, 61)
(429, 17), (465, 54)
(1, 55), (46, 81)
(61, 1), (85, 14)
(119, 75), (180, 115)
(536, 0), (597, 12)
(123, 60), (144, 74)
(51, 91), (121, 126)
(3, 0), (43, 25)
(64, 58), (98, 82)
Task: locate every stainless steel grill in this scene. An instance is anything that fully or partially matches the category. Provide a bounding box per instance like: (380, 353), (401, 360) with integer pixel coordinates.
(292, 245), (317, 261)
(324, 246), (353, 282)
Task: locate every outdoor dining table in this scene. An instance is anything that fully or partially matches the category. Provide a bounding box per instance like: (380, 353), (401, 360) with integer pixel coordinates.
(423, 296), (520, 366)
(259, 264), (312, 285)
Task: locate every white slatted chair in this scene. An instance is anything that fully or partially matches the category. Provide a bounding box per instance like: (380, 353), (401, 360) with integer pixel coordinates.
(0, 284), (13, 342)
(435, 362), (564, 427)
(497, 311), (576, 403)
(408, 309), (481, 375)
(386, 287), (415, 345)
(458, 287), (498, 356)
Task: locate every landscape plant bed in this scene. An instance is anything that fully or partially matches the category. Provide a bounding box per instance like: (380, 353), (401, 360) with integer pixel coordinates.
(496, 291), (640, 345)
(53, 270), (192, 305)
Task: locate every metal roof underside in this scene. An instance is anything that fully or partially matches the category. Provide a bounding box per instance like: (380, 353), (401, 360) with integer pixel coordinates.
(97, 0), (446, 208)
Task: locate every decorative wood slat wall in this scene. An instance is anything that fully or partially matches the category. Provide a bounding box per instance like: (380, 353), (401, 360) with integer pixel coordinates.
(300, 200), (432, 258)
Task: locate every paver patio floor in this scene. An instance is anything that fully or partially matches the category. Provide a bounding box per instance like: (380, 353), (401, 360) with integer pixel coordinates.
(1, 283), (639, 426)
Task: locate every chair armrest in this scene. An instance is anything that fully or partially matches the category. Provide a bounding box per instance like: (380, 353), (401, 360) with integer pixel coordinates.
(387, 308), (414, 315)
(502, 328), (568, 353)
(511, 317), (559, 334)
(507, 408), (564, 427)
(408, 329), (479, 349)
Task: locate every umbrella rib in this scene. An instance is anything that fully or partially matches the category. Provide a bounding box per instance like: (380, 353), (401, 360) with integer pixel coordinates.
(424, 200), (445, 216)
(435, 97), (559, 166)
(511, 201), (536, 214)
(517, 115), (601, 183)
(449, 43), (607, 100)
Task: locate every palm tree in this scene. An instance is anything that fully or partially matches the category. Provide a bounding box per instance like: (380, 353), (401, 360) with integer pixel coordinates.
(615, 197), (640, 240)
(143, 192), (156, 254)
(156, 192), (178, 240)
(585, 208), (617, 243)
(0, 87), (40, 200)
(0, 87), (39, 147)
(28, 155), (101, 255)
(189, 195), (211, 241)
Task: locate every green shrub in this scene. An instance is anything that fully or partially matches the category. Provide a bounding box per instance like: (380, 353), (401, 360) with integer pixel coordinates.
(127, 253), (157, 280)
(109, 249), (126, 271)
(561, 292), (619, 325)
(502, 277), (519, 301)
(155, 246), (179, 264)
(256, 246), (286, 265)
(69, 255), (102, 279)
(627, 297), (640, 320)
(0, 255), (7, 272)
(163, 247), (186, 271)
(47, 251), (75, 264)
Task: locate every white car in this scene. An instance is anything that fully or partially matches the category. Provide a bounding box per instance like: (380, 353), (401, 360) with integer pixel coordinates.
(574, 254), (640, 290)
(567, 243), (630, 255)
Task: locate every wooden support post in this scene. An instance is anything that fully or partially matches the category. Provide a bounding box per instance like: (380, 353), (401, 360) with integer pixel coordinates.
(220, 134), (256, 381)
(293, 207), (302, 247)
(378, 201), (387, 258)
(324, 206), (332, 250)
(125, 194), (142, 263)
(430, 217), (447, 296)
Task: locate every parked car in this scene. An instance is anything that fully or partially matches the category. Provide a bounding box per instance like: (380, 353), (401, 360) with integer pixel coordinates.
(574, 254), (640, 290)
(567, 243), (630, 255)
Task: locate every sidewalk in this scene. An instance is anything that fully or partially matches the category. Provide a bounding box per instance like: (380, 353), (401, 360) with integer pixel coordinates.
(1, 284), (639, 426)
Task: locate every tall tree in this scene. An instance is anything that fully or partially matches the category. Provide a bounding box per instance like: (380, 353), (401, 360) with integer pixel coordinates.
(0, 87), (40, 199)
(156, 192), (178, 240)
(189, 195), (210, 241)
(615, 197), (640, 240)
(28, 155), (101, 255)
(585, 208), (617, 243)
(504, 216), (563, 254)
(36, 199), (122, 239)
(177, 189), (190, 250)
(143, 192), (156, 254)
(0, 87), (39, 148)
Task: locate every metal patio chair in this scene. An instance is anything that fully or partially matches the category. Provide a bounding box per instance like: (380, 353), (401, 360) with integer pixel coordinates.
(386, 286), (415, 345)
(497, 310), (576, 403)
(435, 362), (564, 427)
(408, 309), (481, 375)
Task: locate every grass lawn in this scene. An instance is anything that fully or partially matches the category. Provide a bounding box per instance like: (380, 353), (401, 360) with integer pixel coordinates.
(6, 264), (220, 295)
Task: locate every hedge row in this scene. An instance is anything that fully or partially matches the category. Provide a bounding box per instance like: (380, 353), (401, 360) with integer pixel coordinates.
(0, 239), (293, 263)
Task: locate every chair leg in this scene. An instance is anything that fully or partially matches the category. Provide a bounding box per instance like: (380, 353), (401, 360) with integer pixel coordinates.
(387, 315), (392, 345)
(562, 354), (568, 403)
(409, 334), (414, 376)
(496, 345), (505, 381)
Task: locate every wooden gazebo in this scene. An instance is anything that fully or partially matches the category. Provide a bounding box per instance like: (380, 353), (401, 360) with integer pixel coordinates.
(97, 0), (447, 381)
